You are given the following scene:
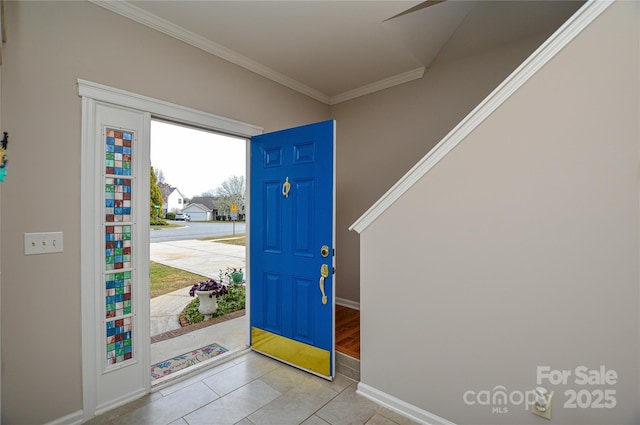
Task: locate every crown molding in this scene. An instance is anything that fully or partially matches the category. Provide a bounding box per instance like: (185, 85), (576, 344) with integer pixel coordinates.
(89, 0), (424, 106)
(329, 67), (425, 105)
(89, 0), (331, 104)
(350, 0), (614, 233)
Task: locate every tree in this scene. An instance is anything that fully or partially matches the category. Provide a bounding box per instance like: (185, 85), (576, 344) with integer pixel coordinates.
(214, 175), (245, 218)
(150, 167), (163, 221)
(154, 166), (172, 202)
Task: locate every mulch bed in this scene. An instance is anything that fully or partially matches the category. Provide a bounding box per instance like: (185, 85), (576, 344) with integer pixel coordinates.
(150, 309), (246, 344)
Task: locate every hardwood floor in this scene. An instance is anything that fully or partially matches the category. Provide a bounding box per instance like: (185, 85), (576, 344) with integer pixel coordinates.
(335, 305), (360, 359)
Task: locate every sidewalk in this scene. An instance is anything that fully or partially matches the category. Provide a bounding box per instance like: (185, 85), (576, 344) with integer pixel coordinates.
(150, 239), (246, 336)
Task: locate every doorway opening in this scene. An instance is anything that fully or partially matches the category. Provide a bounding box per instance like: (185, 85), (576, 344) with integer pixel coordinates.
(148, 119), (248, 384)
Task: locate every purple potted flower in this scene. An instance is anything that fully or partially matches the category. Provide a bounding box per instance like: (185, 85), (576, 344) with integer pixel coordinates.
(189, 279), (229, 315)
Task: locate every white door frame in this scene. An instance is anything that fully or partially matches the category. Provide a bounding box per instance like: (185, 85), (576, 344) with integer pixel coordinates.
(79, 79), (262, 420)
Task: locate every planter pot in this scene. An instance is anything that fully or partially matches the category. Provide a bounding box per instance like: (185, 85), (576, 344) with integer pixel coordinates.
(231, 272), (244, 283)
(194, 290), (218, 315)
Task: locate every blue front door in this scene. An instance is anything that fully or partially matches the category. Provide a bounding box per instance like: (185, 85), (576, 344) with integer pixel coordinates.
(250, 120), (335, 379)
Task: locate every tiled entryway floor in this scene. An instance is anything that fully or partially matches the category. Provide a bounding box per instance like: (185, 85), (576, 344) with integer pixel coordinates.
(85, 350), (419, 425)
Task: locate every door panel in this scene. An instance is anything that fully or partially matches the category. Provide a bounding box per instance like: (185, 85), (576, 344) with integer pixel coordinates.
(250, 120), (335, 379)
(264, 272), (282, 331)
(264, 181), (282, 253)
(293, 179), (314, 256)
(88, 102), (150, 413)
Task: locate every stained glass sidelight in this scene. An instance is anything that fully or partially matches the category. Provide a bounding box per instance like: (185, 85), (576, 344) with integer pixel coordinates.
(105, 225), (132, 271)
(105, 271), (132, 318)
(105, 128), (132, 176)
(105, 178), (132, 222)
(106, 317), (133, 365)
(104, 128), (134, 368)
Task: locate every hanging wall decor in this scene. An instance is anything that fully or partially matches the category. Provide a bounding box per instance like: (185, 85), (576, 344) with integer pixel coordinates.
(0, 132), (8, 182)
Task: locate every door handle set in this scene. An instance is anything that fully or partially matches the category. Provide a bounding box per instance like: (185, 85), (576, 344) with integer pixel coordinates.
(319, 245), (334, 304)
(319, 264), (329, 305)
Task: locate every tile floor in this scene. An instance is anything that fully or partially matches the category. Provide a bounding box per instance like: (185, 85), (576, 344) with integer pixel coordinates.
(85, 350), (420, 425)
(151, 316), (247, 367)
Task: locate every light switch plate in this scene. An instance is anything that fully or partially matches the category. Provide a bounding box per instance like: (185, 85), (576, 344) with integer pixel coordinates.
(24, 232), (64, 255)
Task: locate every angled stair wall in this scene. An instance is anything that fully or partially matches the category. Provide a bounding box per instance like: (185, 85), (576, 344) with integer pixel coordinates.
(351, 2), (640, 424)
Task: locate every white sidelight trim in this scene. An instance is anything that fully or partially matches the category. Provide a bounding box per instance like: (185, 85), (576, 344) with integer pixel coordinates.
(349, 0), (614, 234)
(77, 79), (263, 138)
(79, 80), (262, 422)
(81, 99), (151, 420)
(245, 138), (252, 348)
(357, 382), (456, 425)
(80, 95), (99, 422)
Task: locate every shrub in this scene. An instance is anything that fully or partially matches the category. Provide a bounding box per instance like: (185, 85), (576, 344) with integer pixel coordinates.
(166, 212), (176, 220)
(183, 298), (204, 324)
(181, 283), (246, 325)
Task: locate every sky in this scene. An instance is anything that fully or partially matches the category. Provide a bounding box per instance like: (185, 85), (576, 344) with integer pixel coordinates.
(150, 120), (246, 199)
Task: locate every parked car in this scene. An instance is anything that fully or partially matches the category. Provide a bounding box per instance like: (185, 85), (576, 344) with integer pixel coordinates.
(175, 213), (190, 221)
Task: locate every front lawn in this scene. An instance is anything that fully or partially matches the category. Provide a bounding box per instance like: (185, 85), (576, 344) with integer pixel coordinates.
(199, 234), (246, 246)
(150, 223), (183, 230)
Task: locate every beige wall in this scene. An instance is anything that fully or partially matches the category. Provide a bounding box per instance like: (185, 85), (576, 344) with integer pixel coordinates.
(331, 21), (573, 303)
(359, 2), (639, 424)
(0, 2), (328, 423)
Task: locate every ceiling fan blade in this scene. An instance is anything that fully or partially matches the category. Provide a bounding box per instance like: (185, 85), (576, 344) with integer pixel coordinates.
(384, 0), (447, 22)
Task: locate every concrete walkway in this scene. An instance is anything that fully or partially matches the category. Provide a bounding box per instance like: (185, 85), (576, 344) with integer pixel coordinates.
(150, 239), (246, 336)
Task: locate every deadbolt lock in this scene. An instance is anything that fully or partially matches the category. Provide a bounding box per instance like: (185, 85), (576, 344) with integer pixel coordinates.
(321, 245), (330, 258)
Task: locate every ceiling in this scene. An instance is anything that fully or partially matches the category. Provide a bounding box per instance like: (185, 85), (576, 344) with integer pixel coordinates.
(92, 0), (584, 105)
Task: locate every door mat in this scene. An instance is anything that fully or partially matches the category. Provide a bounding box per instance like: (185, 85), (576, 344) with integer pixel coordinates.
(151, 343), (228, 380)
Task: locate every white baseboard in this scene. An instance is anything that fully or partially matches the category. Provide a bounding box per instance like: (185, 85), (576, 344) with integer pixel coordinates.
(95, 388), (147, 417)
(44, 409), (84, 425)
(336, 297), (360, 310)
(357, 382), (456, 425)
